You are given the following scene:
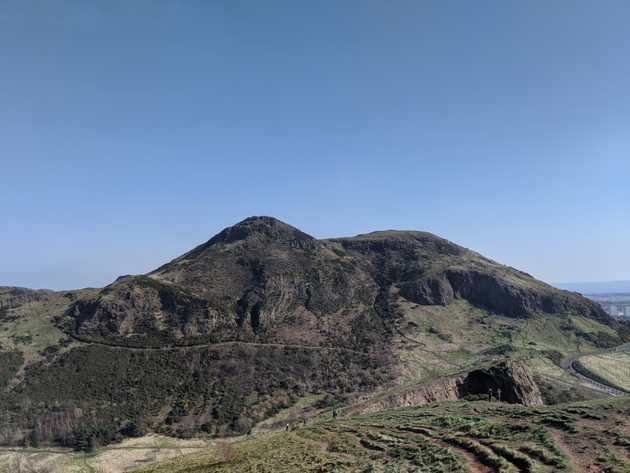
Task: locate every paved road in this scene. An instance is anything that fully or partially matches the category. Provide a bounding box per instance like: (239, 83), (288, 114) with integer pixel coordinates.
(560, 342), (630, 396)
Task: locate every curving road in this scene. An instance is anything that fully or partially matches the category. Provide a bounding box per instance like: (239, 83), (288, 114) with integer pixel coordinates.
(560, 342), (630, 396)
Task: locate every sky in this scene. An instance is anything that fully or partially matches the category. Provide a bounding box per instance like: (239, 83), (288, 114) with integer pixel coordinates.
(1, 1), (629, 290)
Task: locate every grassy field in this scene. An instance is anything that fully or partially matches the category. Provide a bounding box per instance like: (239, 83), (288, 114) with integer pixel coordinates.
(131, 397), (630, 473)
(578, 352), (630, 392)
(0, 294), (73, 363)
(0, 435), (213, 473)
(393, 298), (618, 389)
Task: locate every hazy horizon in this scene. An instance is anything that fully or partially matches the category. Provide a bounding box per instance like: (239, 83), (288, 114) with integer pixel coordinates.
(2, 2), (629, 289)
(2, 215), (628, 291)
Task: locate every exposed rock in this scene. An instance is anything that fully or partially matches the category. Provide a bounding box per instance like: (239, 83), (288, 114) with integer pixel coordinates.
(398, 275), (454, 306)
(0, 287), (52, 311)
(445, 269), (607, 320)
(66, 276), (226, 346)
(352, 360), (543, 415)
(461, 360), (544, 406)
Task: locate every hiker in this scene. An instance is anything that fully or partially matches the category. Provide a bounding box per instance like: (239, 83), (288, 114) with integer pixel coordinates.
(285, 423), (290, 432)
(332, 408), (337, 419)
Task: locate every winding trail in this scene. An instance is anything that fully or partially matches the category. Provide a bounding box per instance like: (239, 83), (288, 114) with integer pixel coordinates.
(67, 330), (630, 400)
(560, 342), (630, 396)
(66, 332), (375, 357)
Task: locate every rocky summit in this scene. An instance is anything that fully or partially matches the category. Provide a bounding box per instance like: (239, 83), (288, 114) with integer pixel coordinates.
(0, 216), (623, 450)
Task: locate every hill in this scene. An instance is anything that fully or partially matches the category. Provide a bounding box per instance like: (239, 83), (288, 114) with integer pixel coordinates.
(0, 216), (623, 450)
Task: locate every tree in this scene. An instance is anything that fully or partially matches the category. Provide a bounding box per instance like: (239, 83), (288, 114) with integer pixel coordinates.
(120, 421), (145, 438)
(87, 435), (96, 453)
(29, 428), (40, 448)
(74, 431), (90, 452)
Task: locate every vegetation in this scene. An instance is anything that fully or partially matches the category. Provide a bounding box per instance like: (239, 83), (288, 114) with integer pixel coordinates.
(0, 290), (621, 449)
(578, 352), (630, 392)
(0, 350), (23, 388)
(1, 342), (390, 447)
(131, 397), (630, 473)
(0, 434), (211, 473)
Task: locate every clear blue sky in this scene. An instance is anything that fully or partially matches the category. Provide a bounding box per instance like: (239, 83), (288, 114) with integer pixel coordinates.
(1, 1), (628, 290)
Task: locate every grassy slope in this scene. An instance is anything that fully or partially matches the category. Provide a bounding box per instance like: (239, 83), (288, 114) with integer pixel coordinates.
(0, 435), (212, 473)
(4, 397), (630, 472)
(392, 298), (617, 385)
(134, 397), (630, 473)
(0, 293), (75, 363)
(579, 352), (630, 392)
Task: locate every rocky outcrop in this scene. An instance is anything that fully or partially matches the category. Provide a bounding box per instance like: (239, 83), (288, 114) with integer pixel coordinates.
(65, 276), (231, 346)
(334, 232), (608, 321)
(398, 275), (454, 306)
(0, 287), (51, 311)
(461, 360), (544, 406)
(352, 360), (543, 415)
(445, 269), (607, 320)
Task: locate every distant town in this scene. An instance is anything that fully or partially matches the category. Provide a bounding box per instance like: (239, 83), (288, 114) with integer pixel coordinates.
(554, 281), (630, 319)
(587, 293), (630, 319)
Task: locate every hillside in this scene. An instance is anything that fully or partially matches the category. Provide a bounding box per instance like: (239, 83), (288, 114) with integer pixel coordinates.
(0, 216), (623, 450)
(134, 397), (630, 473)
(3, 397), (630, 472)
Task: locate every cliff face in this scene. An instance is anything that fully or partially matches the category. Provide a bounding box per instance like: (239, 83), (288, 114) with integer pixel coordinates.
(461, 360), (544, 406)
(64, 216), (610, 347)
(0, 287), (51, 311)
(331, 231), (607, 321)
(352, 360), (543, 415)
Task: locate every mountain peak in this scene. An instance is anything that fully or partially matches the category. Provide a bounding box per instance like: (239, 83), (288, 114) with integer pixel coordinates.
(210, 216), (315, 246)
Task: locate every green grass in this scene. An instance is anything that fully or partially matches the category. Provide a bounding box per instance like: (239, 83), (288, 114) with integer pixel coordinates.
(578, 352), (630, 392)
(0, 435), (211, 473)
(129, 397), (630, 473)
(0, 293), (77, 363)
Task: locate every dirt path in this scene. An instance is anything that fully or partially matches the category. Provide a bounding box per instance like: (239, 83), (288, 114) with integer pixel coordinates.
(547, 428), (580, 472)
(66, 333), (374, 357)
(0, 447), (70, 455)
(395, 426), (493, 473)
(435, 437), (492, 473)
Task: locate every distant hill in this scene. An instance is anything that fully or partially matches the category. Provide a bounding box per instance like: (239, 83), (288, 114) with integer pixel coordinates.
(555, 280), (630, 295)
